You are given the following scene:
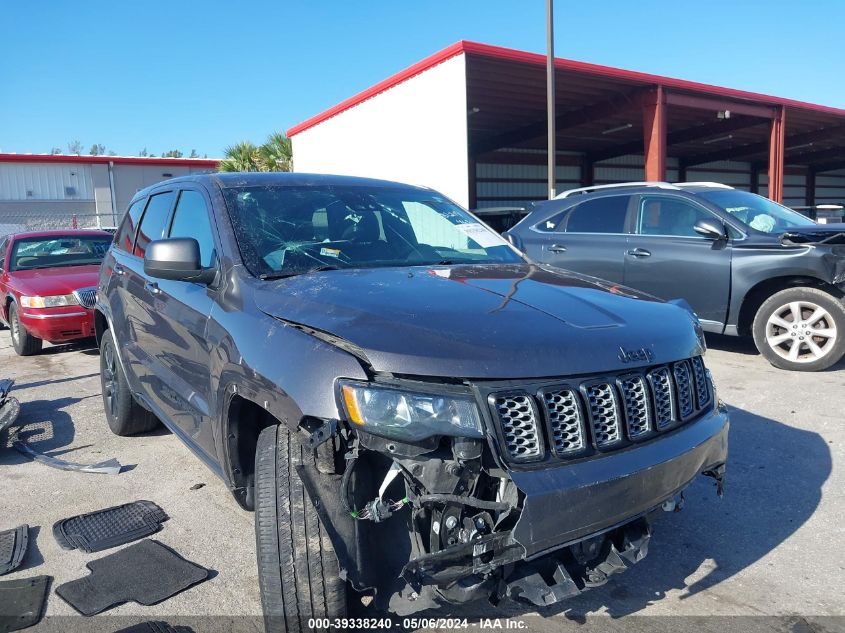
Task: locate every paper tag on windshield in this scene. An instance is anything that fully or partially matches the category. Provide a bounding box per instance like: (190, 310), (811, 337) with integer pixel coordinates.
(456, 223), (502, 248)
(320, 247), (341, 258)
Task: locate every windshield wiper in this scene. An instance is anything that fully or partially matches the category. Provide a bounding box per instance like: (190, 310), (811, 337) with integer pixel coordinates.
(259, 265), (341, 281)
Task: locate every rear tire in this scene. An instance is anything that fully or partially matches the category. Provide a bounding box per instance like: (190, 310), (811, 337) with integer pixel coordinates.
(99, 329), (159, 435)
(752, 287), (845, 371)
(254, 424), (347, 633)
(9, 303), (42, 356)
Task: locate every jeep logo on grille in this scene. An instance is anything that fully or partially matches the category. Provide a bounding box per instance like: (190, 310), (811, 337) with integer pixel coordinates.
(618, 346), (653, 364)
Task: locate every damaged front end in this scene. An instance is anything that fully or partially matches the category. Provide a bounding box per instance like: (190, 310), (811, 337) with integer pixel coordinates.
(297, 364), (729, 614)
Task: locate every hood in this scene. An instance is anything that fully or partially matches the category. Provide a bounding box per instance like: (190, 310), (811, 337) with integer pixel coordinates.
(254, 264), (704, 379)
(8, 265), (100, 297)
(781, 223), (845, 245)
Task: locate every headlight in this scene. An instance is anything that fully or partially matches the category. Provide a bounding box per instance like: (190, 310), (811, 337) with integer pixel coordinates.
(20, 294), (79, 308)
(339, 381), (483, 442)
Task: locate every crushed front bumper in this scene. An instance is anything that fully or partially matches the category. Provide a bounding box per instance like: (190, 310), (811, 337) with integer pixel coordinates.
(400, 404), (729, 609)
(511, 404), (729, 559)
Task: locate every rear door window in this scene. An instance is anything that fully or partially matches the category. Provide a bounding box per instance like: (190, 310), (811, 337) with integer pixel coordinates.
(115, 198), (146, 253)
(564, 196), (631, 233)
(134, 191), (176, 257)
(168, 190), (216, 267)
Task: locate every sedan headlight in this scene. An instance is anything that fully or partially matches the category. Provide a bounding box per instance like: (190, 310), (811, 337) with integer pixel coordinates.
(20, 294), (79, 308)
(339, 381), (483, 442)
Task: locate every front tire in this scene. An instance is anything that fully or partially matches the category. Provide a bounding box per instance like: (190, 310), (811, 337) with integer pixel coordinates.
(9, 303), (42, 356)
(254, 424), (346, 633)
(99, 330), (159, 435)
(752, 287), (845, 371)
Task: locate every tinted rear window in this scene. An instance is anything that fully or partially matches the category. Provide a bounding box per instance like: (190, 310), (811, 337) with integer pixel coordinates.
(565, 196), (630, 233)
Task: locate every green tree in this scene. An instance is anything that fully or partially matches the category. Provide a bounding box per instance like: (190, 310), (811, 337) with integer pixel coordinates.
(162, 149), (184, 158)
(50, 147), (62, 155)
(258, 132), (293, 172)
(89, 143), (105, 156)
(67, 140), (83, 155)
(219, 141), (262, 172)
(139, 148), (149, 157)
(218, 132), (293, 172)
(189, 149), (199, 158)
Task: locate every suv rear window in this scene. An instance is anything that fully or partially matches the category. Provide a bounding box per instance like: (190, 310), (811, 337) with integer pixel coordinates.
(565, 196), (630, 233)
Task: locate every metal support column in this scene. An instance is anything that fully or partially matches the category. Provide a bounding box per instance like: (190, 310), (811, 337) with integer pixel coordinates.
(546, 0), (556, 199)
(643, 85), (667, 181)
(806, 168), (816, 209)
(768, 106), (786, 203)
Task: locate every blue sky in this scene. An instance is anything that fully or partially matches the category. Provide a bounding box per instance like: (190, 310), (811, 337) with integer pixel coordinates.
(2, 1), (842, 157)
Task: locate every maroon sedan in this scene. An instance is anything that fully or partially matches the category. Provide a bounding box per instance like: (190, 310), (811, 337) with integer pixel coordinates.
(0, 230), (113, 355)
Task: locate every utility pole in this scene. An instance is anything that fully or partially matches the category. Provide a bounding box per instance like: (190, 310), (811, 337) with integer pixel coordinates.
(546, 0), (556, 199)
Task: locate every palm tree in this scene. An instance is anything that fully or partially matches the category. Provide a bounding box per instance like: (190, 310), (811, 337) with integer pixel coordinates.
(259, 132), (293, 172)
(218, 133), (293, 173)
(219, 141), (262, 172)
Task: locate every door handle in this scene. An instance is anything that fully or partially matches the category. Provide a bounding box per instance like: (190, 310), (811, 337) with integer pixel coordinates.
(547, 244), (567, 253)
(626, 248), (652, 258)
(112, 264), (126, 276)
(144, 281), (161, 295)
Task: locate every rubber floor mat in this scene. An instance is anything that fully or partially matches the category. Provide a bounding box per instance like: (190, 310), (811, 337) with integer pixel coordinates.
(0, 575), (50, 633)
(55, 540), (208, 616)
(53, 501), (168, 553)
(0, 526), (28, 576)
(115, 622), (195, 633)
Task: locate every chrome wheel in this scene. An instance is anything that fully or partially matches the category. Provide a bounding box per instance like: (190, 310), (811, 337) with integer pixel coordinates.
(9, 312), (19, 346)
(765, 300), (838, 364)
(102, 343), (118, 419)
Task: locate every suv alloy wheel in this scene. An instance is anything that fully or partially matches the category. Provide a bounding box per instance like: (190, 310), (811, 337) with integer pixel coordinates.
(752, 287), (845, 371)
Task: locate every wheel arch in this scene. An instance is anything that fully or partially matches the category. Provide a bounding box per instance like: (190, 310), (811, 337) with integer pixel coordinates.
(737, 276), (843, 337)
(93, 308), (109, 347)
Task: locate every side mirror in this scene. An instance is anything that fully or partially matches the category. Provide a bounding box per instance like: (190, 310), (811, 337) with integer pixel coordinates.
(144, 238), (215, 284)
(694, 218), (727, 240)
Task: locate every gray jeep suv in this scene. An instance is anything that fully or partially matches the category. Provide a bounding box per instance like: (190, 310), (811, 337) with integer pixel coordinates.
(95, 173), (728, 629)
(507, 182), (845, 372)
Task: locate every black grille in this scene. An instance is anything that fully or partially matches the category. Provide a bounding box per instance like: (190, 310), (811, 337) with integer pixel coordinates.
(542, 388), (586, 456)
(617, 374), (652, 439)
(584, 382), (622, 448)
(490, 355), (712, 463)
(493, 394), (542, 461)
(672, 361), (694, 419)
(73, 287), (97, 309)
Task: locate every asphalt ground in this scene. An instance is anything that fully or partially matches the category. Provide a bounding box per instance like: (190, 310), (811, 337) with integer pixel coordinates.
(0, 330), (842, 633)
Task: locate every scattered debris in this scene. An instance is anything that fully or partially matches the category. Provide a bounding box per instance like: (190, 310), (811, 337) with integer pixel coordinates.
(189, 483), (205, 491)
(55, 540), (208, 616)
(10, 429), (123, 474)
(0, 525), (28, 576)
(54, 501), (168, 553)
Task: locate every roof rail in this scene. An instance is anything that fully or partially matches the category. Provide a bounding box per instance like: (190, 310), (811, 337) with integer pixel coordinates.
(554, 182), (680, 199)
(673, 182), (734, 189)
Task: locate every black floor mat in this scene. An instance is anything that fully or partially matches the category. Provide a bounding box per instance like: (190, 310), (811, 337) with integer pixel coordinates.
(53, 501), (168, 553)
(114, 622), (195, 633)
(0, 527), (28, 576)
(0, 575), (50, 633)
(55, 540), (208, 616)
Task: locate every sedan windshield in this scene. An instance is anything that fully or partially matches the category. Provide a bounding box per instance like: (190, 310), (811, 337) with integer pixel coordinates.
(698, 190), (816, 233)
(222, 185), (523, 278)
(10, 235), (112, 271)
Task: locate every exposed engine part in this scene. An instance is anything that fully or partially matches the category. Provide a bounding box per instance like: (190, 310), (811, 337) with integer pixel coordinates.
(412, 493), (512, 512)
(307, 418), (339, 449)
(661, 491), (685, 512)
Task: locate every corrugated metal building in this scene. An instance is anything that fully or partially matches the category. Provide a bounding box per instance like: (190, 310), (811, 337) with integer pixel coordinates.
(288, 41), (845, 211)
(0, 154), (219, 234)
